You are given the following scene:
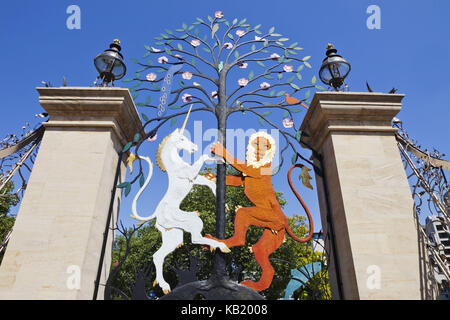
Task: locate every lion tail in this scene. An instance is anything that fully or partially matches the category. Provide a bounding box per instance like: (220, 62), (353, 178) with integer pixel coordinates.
(285, 164), (314, 243)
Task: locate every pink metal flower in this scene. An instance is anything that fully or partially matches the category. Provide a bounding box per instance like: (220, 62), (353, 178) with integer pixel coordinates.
(182, 93), (193, 103)
(283, 64), (294, 72)
(260, 82), (270, 89)
(270, 53), (280, 61)
(238, 61), (248, 69)
(158, 56), (168, 64)
(223, 42), (233, 50)
(215, 11), (224, 19)
(146, 73), (157, 81)
(238, 78), (248, 87)
(236, 30), (246, 37)
(147, 134), (158, 142)
(190, 39), (201, 47)
(211, 91), (218, 99)
(282, 118), (294, 128)
(182, 72), (193, 80)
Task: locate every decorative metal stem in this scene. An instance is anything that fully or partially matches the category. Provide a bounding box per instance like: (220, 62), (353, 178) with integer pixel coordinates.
(93, 151), (123, 300)
(213, 72), (228, 277)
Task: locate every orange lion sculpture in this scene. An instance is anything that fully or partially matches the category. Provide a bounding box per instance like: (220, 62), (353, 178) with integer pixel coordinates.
(205, 131), (314, 292)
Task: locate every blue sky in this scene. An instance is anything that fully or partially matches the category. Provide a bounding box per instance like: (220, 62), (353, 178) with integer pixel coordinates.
(1, 0), (449, 232)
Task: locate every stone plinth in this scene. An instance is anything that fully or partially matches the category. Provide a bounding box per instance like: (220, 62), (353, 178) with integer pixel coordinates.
(300, 92), (420, 300)
(0, 87), (143, 299)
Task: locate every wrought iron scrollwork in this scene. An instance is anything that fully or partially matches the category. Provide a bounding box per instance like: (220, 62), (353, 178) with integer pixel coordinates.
(394, 119), (450, 299)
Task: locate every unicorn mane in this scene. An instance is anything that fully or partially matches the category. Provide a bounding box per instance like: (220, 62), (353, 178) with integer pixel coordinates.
(156, 133), (173, 172)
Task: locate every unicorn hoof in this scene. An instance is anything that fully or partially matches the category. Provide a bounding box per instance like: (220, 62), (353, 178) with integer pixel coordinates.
(248, 246), (253, 253)
(163, 289), (171, 295)
(153, 279), (158, 287)
(137, 220), (145, 226)
(220, 246), (231, 253)
(195, 211), (201, 217)
(210, 247), (216, 253)
(271, 229), (278, 235)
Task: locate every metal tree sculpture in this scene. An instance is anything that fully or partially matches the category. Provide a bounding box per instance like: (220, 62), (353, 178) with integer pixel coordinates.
(119, 11), (323, 298)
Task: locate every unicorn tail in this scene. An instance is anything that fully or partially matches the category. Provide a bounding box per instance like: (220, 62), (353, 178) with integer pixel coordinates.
(130, 156), (157, 223)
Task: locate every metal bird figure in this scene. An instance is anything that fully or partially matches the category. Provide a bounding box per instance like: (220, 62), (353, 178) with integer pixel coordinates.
(366, 81), (398, 94)
(284, 93), (309, 109)
(388, 88), (398, 94)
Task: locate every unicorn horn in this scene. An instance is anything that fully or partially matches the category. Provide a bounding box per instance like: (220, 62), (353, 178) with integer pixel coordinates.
(180, 104), (193, 135)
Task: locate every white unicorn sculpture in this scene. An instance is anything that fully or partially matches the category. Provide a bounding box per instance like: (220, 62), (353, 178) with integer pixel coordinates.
(129, 106), (230, 294)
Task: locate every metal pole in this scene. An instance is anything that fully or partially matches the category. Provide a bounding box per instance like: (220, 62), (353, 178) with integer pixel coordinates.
(318, 155), (344, 299)
(213, 111), (228, 277)
(93, 151), (123, 300)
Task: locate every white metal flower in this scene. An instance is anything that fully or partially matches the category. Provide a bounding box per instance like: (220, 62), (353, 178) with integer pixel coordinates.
(151, 47), (163, 52)
(282, 118), (294, 128)
(215, 11), (224, 18)
(190, 39), (201, 47)
(158, 56), (169, 64)
(211, 91), (218, 99)
(283, 64), (294, 72)
(147, 134), (158, 142)
(236, 30), (246, 37)
(238, 78), (248, 87)
(146, 73), (157, 81)
(270, 53), (280, 61)
(255, 36), (262, 41)
(238, 62), (248, 69)
(182, 93), (193, 103)
(182, 72), (193, 80)
(260, 82), (270, 89)
(223, 42), (233, 50)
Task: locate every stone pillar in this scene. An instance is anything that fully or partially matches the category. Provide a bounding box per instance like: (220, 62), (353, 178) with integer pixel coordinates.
(300, 92), (421, 300)
(0, 87), (143, 299)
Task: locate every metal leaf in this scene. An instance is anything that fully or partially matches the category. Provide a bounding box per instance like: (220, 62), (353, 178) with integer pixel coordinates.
(141, 113), (149, 122)
(117, 182), (130, 189)
(125, 183), (132, 197)
(212, 23), (219, 38)
(299, 165), (313, 190)
(122, 142), (132, 153)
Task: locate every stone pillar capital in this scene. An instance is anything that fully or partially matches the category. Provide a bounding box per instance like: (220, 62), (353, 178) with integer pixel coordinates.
(300, 92), (405, 150)
(37, 87), (144, 147)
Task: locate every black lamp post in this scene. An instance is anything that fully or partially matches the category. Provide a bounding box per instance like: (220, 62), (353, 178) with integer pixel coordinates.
(319, 44), (351, 91)
(94, 39), (127, 86)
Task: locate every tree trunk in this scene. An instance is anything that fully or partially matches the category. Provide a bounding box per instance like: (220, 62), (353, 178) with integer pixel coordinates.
(213, 110), (227, 277)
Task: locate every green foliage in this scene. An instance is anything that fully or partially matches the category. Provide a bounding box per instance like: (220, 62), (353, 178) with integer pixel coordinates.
(110, 169), (329, 299)
(0, 181), (18, 216)
(0, 181), (19, 264)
